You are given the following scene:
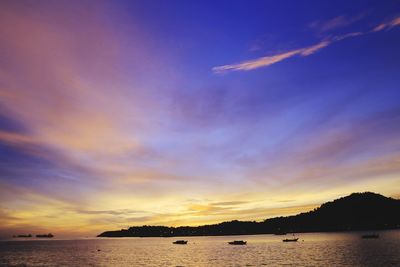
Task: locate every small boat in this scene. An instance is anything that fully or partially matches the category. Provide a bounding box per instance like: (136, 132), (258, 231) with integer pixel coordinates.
(282, 238), (298, 242)
(283, 234), (298, 242)
(362, 234), (379, 239)
(228, 240), (247, 245)
(36, 233), (54, 238)
(173, 240), (188, 244)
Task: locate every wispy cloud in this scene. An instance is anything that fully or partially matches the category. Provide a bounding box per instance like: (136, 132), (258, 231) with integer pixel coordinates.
(213, 16), (400, 73)
(0, 130), (35, 145)
(75, 209), (143, 216)
(213, 50), (300, 73)
(210, 201), (248, 206)
(212, 40), (331, 73)
(309, 14), (365, 33)
(372, 16), (400, 32)
(299, 40), (331, 56)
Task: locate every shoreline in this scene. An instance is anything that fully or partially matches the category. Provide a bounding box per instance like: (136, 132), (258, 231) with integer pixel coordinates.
(97, 227), (400, 238)
(1, 229), (400, 241)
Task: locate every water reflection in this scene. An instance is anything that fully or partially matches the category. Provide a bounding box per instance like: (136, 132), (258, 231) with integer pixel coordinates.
(0, 231), (399, 266)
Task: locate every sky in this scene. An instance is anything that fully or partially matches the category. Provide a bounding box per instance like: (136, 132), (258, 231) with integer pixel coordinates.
(0, 0), (400, 238)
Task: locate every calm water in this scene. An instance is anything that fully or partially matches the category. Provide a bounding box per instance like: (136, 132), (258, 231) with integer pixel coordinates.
(1, 231), (399, 266)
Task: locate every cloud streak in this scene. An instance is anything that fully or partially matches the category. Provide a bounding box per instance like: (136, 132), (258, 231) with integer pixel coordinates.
(309, 14), (366, 33)
(372, 17), (400, 32)
(212, 16), (400, 73)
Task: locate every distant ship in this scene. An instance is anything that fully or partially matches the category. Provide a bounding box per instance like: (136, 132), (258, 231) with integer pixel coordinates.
(36, 233), (54, 238)
(173, 240), (187, 244)
(228, 240), (247, 245)
(13, 234), (32, 238)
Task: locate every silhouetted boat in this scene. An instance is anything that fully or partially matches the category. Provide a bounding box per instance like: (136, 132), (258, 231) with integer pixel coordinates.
(173, 240), (187, 244)
(228, 240), (247, 245)
(362, 234), (379, 239)
(14, 234), (32, 238)
(282, 238), (298, 242)
(36, 233), (54, 238)
(283, 234), (298, 242)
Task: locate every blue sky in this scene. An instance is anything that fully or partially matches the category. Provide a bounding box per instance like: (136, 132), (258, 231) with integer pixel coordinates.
(0, 0), (399, 237)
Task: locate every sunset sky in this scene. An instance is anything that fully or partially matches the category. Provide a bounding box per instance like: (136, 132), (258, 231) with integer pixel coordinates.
(1, 0), (400, 238)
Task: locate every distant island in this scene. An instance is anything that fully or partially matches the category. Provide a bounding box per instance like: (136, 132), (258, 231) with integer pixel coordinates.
(36, 233), (54, 238)
(12, 233), (54, 238)
(13, 234), (32, 238)
(98, 192), (400, 237)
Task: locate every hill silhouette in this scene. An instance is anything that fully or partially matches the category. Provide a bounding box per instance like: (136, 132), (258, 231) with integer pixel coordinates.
(98, 192), (400, 237)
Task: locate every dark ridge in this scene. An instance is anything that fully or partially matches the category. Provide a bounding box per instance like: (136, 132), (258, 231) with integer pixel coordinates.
(97, 192), (400, 237)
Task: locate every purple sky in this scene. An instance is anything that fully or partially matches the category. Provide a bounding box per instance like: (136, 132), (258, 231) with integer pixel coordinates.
(0, 0), (400, 237)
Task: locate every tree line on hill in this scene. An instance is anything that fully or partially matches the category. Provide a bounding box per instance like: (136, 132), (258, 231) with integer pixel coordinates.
(98, 192), (400, 237)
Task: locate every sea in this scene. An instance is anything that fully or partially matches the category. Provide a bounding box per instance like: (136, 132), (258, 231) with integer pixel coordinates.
(1, 230), (399, 266)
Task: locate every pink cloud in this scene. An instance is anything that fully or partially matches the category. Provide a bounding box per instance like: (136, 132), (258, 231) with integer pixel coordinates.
(212, 40), (332, 73)
(213, 16), (400, 73)
(372, 17), (400, 32)
(212, 50), (300, 73)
